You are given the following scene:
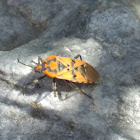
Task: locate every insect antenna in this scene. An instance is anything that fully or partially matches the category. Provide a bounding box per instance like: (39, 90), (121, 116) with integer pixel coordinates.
(17, 59), (34, 68)
(31, 60), (38, 65)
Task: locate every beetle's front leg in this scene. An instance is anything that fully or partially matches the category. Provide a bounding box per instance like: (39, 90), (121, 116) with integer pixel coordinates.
(38, 56), (43, 64)
(52, 78), (58, 97)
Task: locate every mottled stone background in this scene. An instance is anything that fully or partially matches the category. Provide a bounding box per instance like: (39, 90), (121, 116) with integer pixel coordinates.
(0, 0), (140, 140)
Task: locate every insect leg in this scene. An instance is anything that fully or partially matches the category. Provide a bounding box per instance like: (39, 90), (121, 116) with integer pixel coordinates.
(23, 75), (46, 95)
(65, 81), (85, 94)
(36, 75), (46, 81)
(52, 78), (58, 97)
(38, 56), (43, 64)
(74, 54), (82, 60)
(65, 81), (93, 100)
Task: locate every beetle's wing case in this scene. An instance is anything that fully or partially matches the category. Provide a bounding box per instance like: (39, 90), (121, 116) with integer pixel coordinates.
(42, 56), (99, 83)
(78, 63), (100, 83)
(55, 56), (74, 81)
(42, 55), (58, 78)
(56, 56), (72, 67)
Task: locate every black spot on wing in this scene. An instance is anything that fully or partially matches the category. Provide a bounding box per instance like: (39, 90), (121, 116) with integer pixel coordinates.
(46, 59), (51, 65)
(51, 57), (56, 62)
(47, 66), (51, 72)
(73, 74), (77, 78)
(46, 57), (57, 65)
(58, 61), (66, 71)
(47, 66), (57, 73)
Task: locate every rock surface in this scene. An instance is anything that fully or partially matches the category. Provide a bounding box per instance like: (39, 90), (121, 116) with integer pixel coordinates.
(0, 0), (140, 140)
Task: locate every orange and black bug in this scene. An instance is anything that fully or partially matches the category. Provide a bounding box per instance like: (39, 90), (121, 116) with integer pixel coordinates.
(18, 55), (100, 99)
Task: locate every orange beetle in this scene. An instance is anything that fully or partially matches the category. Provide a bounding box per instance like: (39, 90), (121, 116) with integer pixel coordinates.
(35, 55), (99, 83)
(18, 55), (100, 98)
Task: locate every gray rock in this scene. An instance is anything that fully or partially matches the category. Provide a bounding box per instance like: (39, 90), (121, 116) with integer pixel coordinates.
(0, 0), (40, 51)
(0, 0), (140, 140)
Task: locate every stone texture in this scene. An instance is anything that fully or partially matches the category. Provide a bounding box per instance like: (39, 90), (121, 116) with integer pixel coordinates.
(0, 0), (140, 140)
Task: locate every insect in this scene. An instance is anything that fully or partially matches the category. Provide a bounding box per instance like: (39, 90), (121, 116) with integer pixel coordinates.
(18, 55), (100, 99)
